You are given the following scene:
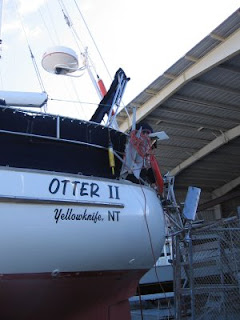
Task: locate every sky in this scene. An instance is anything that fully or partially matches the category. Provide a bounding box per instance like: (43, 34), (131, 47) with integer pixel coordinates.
(0, 0), (239, 120)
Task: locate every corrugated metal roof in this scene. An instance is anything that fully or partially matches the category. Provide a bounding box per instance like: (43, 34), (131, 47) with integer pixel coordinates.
(117, 8), (240, 213)
(164, 58), (194, 76)
(213, 9), (240, 37)
(186, 36), (221, 59)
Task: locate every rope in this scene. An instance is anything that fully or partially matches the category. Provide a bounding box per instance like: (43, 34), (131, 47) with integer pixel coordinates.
(130, 129), (152, 158)
(113, 150), (147, 186)
(137, 285), (144, 320)
(127, 130), (173, 315)
(114, 134), (172, 316)
(140, 183), (174, 318)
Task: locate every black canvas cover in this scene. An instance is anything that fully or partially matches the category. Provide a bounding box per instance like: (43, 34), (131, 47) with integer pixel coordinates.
(0, 108), (127, 178)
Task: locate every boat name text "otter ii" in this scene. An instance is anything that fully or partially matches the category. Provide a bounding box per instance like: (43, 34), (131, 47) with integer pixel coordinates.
(48, 178), (120, 200)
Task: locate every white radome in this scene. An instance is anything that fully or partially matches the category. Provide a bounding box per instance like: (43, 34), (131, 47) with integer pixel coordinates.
(41, 46), (79, 74)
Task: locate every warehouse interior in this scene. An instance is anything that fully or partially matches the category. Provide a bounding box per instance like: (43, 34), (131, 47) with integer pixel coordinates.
(118, 9), (240, 223)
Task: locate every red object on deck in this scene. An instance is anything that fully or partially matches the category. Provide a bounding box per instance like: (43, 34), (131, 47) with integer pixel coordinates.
(98, 78), (107, 97)
(150, 154), (164, 194)
(0, 269), (146, 320)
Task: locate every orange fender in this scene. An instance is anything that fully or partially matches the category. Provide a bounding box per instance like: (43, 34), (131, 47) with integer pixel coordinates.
(150, 155), (164, 194)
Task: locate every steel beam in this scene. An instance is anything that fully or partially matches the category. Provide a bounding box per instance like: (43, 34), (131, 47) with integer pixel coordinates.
(212, 176), (240, 198)
(169, 124), (240, 176)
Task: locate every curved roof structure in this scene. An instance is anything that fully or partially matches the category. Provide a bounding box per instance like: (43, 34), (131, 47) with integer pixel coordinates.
(117, 9), (240, 219)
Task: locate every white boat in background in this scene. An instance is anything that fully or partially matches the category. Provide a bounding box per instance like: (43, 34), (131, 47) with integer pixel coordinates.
(140, 238), (173, 284)
(0, 2), (167, 319)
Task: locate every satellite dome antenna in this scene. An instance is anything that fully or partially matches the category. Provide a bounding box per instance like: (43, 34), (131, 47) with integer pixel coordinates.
(42, 46), (106, 99)
(41, 46), (82, 75)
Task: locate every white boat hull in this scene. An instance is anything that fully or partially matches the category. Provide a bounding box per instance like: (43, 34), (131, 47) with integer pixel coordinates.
(0, 167), (165, 275)
(0, 167), (165, 319)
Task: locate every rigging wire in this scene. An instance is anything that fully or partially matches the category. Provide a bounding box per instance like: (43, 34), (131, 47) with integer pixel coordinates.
(49, 97), (98, 107)
(57, 0), (84, 53)
(44, 1), (61, 45)
(39, 8), (56, 46)
(55, 0), (93, 117)
(38, 7), (55, 46)
(70, 1), (129, 124)
(14, 0), (46, 94)
(70, 77), (87, 119)
(57, 0), (100, 86)
(73, 0), (112, 81)
(28, 46), (46, 93)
